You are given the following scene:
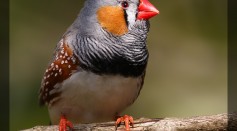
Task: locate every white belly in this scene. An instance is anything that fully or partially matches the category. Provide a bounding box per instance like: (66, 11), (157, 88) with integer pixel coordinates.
(48, 70), (141, 124)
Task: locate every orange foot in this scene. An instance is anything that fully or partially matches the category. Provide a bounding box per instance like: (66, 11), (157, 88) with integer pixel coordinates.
(59, 115), (73, 131)
(115, 115), (134, 131)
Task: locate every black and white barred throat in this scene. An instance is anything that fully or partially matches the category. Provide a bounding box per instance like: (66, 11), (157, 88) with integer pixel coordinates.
(75, 20), (150, 77)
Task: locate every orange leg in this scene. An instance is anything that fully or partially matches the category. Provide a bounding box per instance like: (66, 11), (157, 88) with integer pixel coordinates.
(59, 114), (73, 131)
(115, 115), (134, 131)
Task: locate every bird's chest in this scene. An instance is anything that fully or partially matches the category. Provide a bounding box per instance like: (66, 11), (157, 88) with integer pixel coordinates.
(48, 70), (140, 124)
(76, 36), (148, 77)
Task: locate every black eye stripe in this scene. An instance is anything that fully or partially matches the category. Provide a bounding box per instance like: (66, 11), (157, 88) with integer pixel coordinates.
(123, 10), (129, 26)
(135, 12), (138, 20)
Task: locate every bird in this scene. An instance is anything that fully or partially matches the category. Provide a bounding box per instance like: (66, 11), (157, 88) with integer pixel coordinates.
(39, 0), (159, 130)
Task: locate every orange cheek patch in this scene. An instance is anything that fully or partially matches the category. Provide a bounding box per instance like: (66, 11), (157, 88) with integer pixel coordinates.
(97, 6), (128, 36)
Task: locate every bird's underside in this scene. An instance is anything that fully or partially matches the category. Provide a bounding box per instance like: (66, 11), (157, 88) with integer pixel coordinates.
(39, 39), (146, 124)
(48, 66), (144, 124)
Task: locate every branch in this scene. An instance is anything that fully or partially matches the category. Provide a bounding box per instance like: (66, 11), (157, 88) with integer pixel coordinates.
(22, 113), (237, 131)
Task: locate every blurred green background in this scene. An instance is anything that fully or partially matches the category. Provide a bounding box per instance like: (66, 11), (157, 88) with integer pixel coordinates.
(10, 0), (227, 130)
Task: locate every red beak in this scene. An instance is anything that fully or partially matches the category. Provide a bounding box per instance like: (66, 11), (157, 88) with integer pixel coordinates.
(137, 0), (159, 20)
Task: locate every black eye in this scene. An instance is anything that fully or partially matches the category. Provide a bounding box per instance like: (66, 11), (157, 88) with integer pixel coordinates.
(121, 1), (129, 8)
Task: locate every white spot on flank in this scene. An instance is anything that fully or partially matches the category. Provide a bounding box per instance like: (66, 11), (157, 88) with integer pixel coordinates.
(67, 57), (70, 60)
(65, 52), (68, 56)
(47, 75), (50, 78)
(72, 59), (76, 63)
(55, 73), (58, 77)
(60, 55), (62, 58)
(61, 50), (64, 54)
(51, 63), (54, 67)
(60, 41), (63, 47)
(61, 61), (64, 64)
(46, 69), (48, 72)
(59, 69), (62, 73)
(65, 60), (68, 63)
(55, 65), (59, 68)
(68, 65), (71, 68)
(46, 81), (49, 85)
(44, 76), (46, 79)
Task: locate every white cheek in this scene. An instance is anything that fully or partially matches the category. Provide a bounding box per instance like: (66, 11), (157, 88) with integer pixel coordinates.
(127, 13), (136, 28)
(126, 6), (137, 29)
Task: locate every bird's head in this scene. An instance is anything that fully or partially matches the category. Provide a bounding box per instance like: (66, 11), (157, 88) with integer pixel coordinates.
(75, 0), (159, 36)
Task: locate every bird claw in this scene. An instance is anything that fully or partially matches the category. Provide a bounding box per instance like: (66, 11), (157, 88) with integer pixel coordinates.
(115, 115), (134, 131)
(59, 115), (73, 131)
